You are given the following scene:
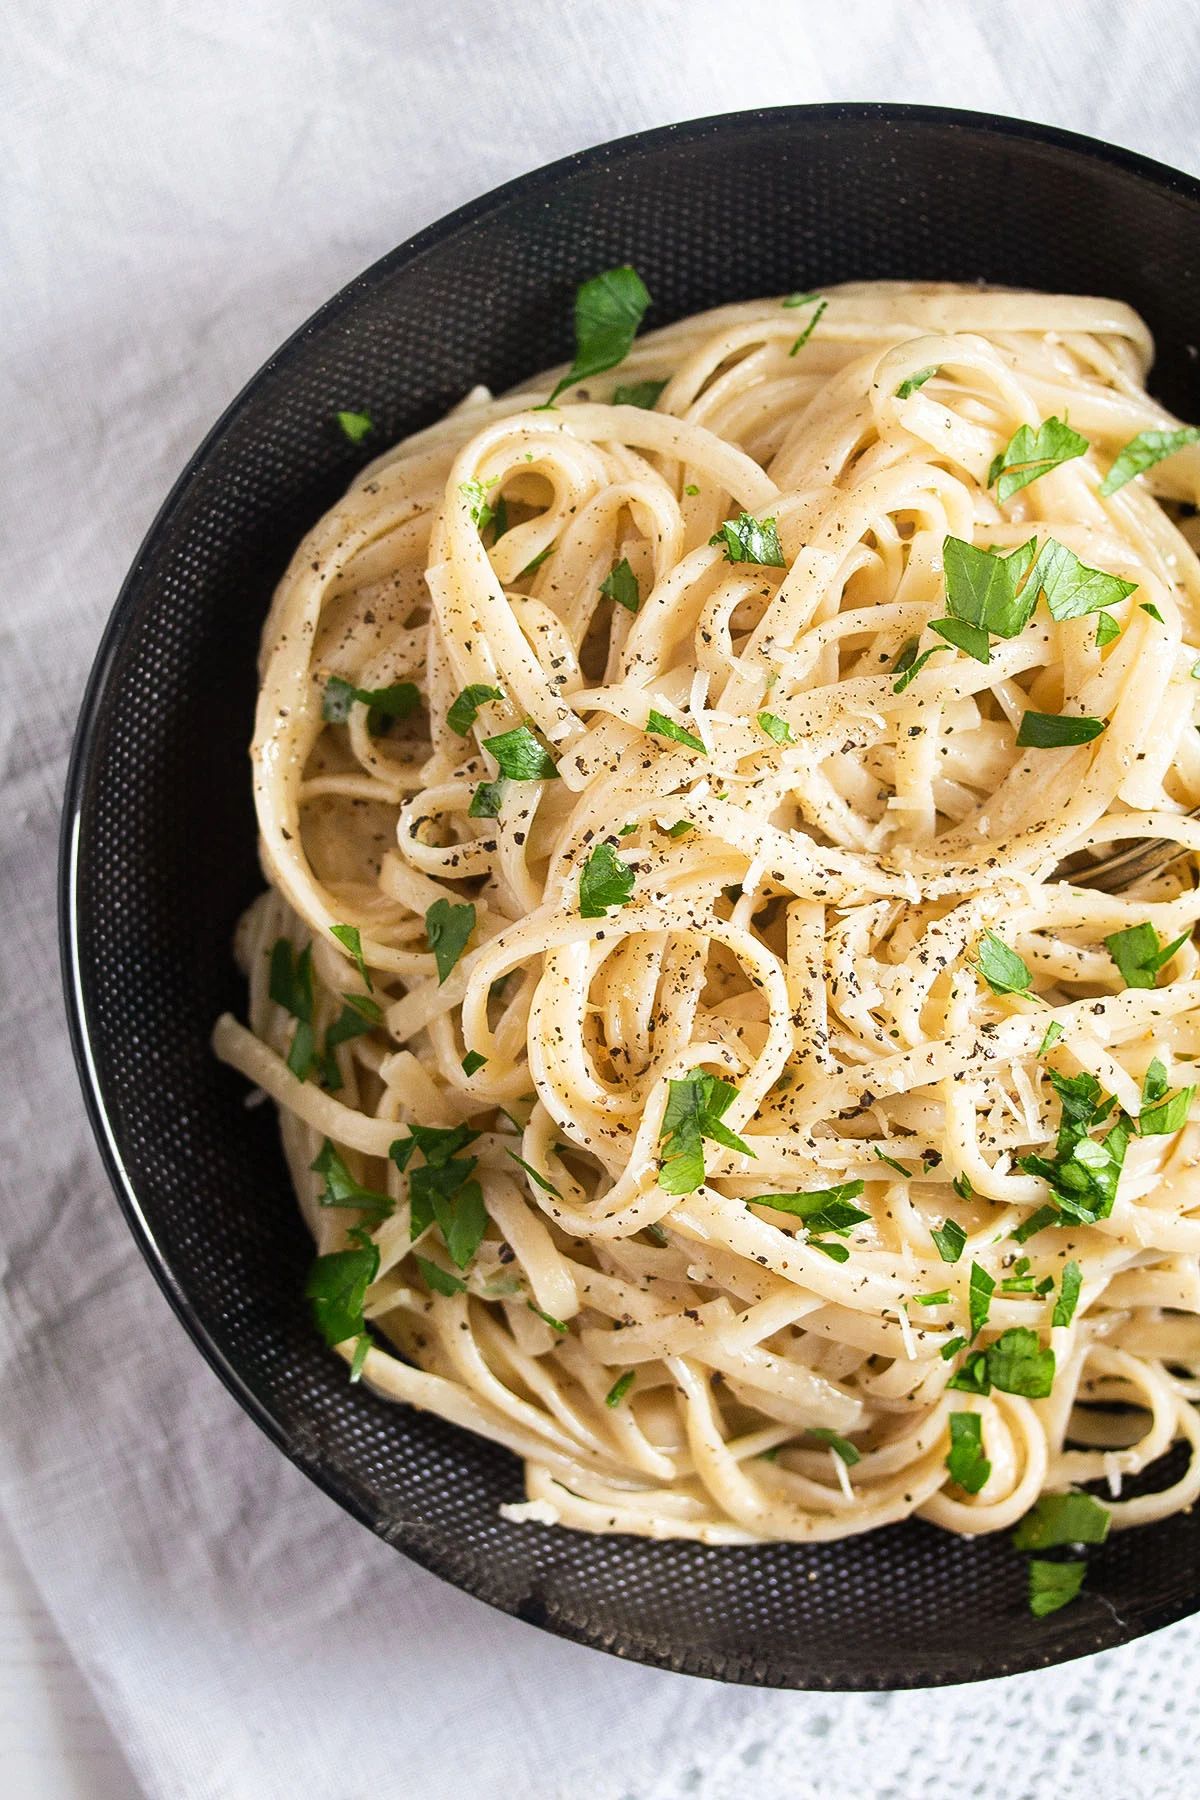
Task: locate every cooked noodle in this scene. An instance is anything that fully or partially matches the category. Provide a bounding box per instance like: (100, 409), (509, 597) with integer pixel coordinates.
(214, 280), (1200, 1545)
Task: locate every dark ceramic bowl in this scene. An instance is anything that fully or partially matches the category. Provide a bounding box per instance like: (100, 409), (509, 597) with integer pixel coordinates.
(61, 103), (1200, 1688)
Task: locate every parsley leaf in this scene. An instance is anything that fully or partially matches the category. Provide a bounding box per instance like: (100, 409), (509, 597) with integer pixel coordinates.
(1105, 921), (1189, 990)
(1038, 1020), (1064, 1055)
(645, 709), (706, 752)
(612, 379), (666, 408)
(1025, 537), (1137, 620)
(1016, 711), (1106, 748)
(322, 674), (422, 734)
(425, 899), (475, 984)
(968, 1262), (995, 1341)
(941, 535), (1039, 641)
(988, 417), (1088, 503)
(1139, 1084), (1195, 1136)
(305, 1225), (379, 1346)
(1052, 1260), (1082, 1328)
(1095, 610), (1120, 647)
(330, 922), (373, 991)
(746, 1182), (869, 1237)
(809, 1427), (860, 1466)
(757, 710), (792, 744)
(469, 779), (507, 817)
(896, 366), (937, 399)
(269, 939), (316, 1080)
(946, 1412), (990, 1494)
(1019, 1069), (1131, 1225)
(336, 410), (373, 443)
(461, 1050), (487, 1076)
(484, 725), (559, 780)
(447, 683), (504, 736)
(915, 1289), (950, 1306)
(310, 1139), (393, 1219)
(931, 1218), (967, 1263)
(416, 1255), (467, 1297)
(709, 513), (787, 567)
(891, 641), (949, 693)
(946, 1349), (990, 1393)
(579, 842), (635, 918)
(547, 265), (652, 406)
(873, 1148), (912, 1178)
(459, 477), (498, 530)
(1099, 426), (1200, 496)
(786, 296), (826, 354)
(527, 1301), (569, 1334)
(986, 1326), (1056, 1397)
(605, 1370), (636, 1407)
(1013, 1491), (1110, 1551)
(976, 930), (1033, 997)
(601, 558), (640, 613)
(349, 1332), (371, 1382)
(659, 1070), (754, 1195)
(929, 616), (992, 664)
(321, 1000), (379, 1088)
(1028, 1559), (1086, 1618)
(505, 1149), (562, 1198)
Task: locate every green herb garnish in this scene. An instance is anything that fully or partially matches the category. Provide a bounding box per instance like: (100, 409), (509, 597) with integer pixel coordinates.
(645, 709), (706, 752)
(1016, 710), (1106, 748)
(946, 1412), (990, 1494)
(1013, 1491), (1110, 1551)
(1105, 921), (1189, 990)
(546, 265), (652, 406)
(968, 1262), (995, 1340)
(709, 513), (786, 567)
(1099, 426), (1200, 496)
(416, 1256), (468, 1297)
(975, 930), (1033, 998)
(322, 674), (422, 735)
(461, 1050), (487, 1076)
(469, 779), (507, 817)
(757, 710), (792, 744)
(605, 1370), (636, 1407)
(659, 1070), (754, 1195)
(305, 1225), (379, 1345)
(336, 410), (373, 443)
(505, 1148), (562, 1198)
(447, 683), (504, 736)
(988, 417), (1088, 503)
(330, 922), (373, 991)
(579, 841), (635, 918)
(1028, 1559), (1086, 1618)
(601, 558), (640, 613)
(931, 1218), (967, 1264)
(310, 1140), (393, 1219)
(809, 1427), (860, 1466)
(269, 938), (316, 1080)
(788, 297), (827, 354)
(484, 725), (559, 780)
(612, 379), (666, 409)
(425, 899), (476, 984)
(527, 1301), (569, 1334)
(896, 366), (937, 399)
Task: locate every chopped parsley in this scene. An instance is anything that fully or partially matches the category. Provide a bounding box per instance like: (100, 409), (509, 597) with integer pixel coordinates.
(469, 779), (507, 817)
(459, 477), (498, 529)
(322, 674), (422, 735)
(658, 1070), (754, 1195)
(1013, 1491), (1110, 1551)
(1095, 610), (1121, 647)
(975, 930), (1033, 998)
(305, 1225), (379, 1346)
(321, 998), (380, 1088)
(757, 710), (792, 744)
(645, 709), (706, 752)
(873, 1148), (912, 1178)
(1028, 1559), (1086, 1618)
(988, 417), (1088, 503)
(891, 640), (949, 693)
(425, 899), (475, 984)
(505, 1149), (562, 1198)
(601, 558), (640, 613)
(1016, 710), (1106, 748)
(1030, 537), (1138, 620)
(931, 1218), (967, 1264)
(1038, 1020), (1064, 1055)
(546, 265), (652, 406)
(269, 937), (317, 1080)
(1019, 1068), (1131, 1225)
(310, 1139), (393, 1219)
(1052, 1260), (1082, 1328)
(709, 512), (787, 567)
(1099, 425), (1200, 496)
(484, 725), (559, 780)
(527, 1301), (569, 1334)
(612, 379), (666, 408)
(915, 1289), (950, 1306)
(968, 1262), (995, 1340)
(787, 296), (827, 354)
(1013, 1203), (1062, 1245)
(447, 683), (504, 736)
(1139, 1076), (1195, 1136)
(330, 922), (373, 991)
(948, 1325), (1055, 1398)
(336, 409), (373, 443)
(605, 1370), (636, 1407)
(946, 1412), (990, 1494)
(809, 1427), (860, 1466)
(461, 1050), (487, 1076)
(1104, 921), (1189, 990)
(579, 841), (635, 918)
(416, 1256), (467, 1297)
(896, 366), (937, 398)
(746, 1181), (869, 1238)
(349, 1332), (371, 1382)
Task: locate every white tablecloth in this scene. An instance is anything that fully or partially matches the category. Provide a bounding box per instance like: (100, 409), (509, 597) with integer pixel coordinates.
(4, 3), (1200, 1795)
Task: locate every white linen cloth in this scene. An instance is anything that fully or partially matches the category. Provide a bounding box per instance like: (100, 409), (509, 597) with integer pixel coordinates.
(3, 3), (1200, 1795)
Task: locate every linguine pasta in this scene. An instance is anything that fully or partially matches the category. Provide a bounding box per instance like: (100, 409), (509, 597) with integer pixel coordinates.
(214, 280), (1200, 1558)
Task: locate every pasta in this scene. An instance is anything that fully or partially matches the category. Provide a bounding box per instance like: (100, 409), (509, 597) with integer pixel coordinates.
(214, 278), (1200, 1560)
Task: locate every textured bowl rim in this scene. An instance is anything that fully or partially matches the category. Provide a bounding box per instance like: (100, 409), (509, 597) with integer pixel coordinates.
(60, 101), (1200, 1690)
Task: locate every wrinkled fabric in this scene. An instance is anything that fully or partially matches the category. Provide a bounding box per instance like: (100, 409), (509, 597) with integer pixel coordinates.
(3, 3), (1200, 1796)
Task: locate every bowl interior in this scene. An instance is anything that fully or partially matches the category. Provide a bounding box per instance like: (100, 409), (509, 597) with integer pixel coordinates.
(63, 104), (1200, 1688)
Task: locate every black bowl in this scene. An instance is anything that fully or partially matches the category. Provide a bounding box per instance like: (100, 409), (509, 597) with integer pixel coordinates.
(61, 103), (1200, 1689)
